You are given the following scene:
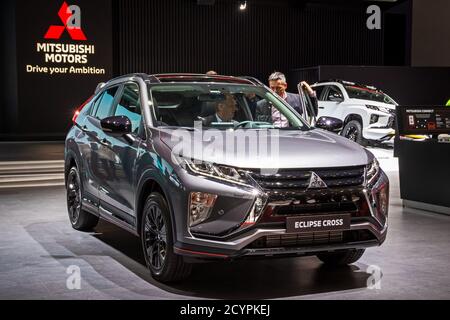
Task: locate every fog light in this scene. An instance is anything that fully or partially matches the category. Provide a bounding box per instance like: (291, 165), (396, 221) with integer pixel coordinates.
(241, 193), (268, 228)
(370, 114), (379, 124)
(189, 192), (217, 227)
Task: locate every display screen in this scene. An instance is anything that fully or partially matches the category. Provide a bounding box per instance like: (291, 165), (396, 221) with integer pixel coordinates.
(396, 106), (450, 135)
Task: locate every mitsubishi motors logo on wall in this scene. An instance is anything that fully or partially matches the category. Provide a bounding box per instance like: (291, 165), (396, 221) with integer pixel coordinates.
(44, 1), (87, 40)
(25, 0), (106, 75)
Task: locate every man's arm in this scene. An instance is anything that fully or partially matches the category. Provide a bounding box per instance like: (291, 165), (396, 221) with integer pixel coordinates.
(300, 81), (318, 117)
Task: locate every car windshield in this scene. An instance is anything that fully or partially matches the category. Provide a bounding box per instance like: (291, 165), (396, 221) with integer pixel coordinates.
(344, 85), (397, 105)
(148, 83), (310, 130)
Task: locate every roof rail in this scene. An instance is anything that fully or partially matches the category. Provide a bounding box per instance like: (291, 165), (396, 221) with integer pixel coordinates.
(315, 79), (380, 91)
(94, 73), (161, 94)
(315, 79), (355, 85)
(94, 82), (106, 94)
(152, 73), (253, 84)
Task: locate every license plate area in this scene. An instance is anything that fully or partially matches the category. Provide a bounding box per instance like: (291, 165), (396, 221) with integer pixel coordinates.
(286, 214), (351, 233)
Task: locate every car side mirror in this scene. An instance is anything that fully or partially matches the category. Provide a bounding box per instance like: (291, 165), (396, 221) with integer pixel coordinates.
(328, 94), (344, 102)
(100, 115), (132, 136)
(315, 116), (344, 133)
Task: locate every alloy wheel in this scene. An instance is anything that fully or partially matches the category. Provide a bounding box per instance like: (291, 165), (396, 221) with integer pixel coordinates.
(144, 204), (167, 271)
(67, 170), (81, 224)
(345, 125), (359, 142)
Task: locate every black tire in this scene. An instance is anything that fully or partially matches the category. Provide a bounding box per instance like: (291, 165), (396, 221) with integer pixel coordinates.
(66, 167), (99, 231)
(316, 249), (365, 266)
(341, 120), (367, 146)
(141, 192), (192, 282)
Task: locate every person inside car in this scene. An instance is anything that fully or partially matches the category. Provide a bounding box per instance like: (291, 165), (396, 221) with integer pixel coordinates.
(202, 93), (238, 126)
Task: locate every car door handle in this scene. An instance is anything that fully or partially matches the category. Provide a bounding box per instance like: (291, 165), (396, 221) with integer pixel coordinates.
(99, 138), (111, 147)
(319, 107), (324, 109)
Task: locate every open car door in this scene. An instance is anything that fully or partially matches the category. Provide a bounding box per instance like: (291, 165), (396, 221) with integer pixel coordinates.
(297, 83), (317, 126)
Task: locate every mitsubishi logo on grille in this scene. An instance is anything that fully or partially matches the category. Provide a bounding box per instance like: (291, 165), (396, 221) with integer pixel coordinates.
(308, 172), (327, 189)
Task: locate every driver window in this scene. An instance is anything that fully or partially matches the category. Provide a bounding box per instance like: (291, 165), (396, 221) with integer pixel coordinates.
(325, 86), (343, 101)
(114, 83), (142, 134)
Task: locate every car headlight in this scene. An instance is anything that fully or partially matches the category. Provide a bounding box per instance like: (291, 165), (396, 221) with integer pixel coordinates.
(366, 158), (380, 185)
(180, 157), (250, 186)
(366, 105), (390, 114)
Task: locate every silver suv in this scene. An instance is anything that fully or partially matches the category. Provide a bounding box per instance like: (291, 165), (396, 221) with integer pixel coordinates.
(65, 73), (389, 282)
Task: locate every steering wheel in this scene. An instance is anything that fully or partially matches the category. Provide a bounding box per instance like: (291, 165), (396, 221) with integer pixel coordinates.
(234, 121), (253, 128)
(234, 121), (274, 129)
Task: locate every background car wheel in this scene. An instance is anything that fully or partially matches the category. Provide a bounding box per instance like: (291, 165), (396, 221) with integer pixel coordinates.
(66, 167), (99, 231)
(341, 120), (367, 146)
(141, 192), (192, 282)
(316, 248), (365, 266)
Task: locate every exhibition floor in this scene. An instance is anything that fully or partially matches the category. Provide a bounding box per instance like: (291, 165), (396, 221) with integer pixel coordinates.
(0, 147), (449, 300)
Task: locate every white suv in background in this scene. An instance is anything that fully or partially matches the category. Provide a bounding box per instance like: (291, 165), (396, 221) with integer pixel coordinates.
(311, 80), (397, 146)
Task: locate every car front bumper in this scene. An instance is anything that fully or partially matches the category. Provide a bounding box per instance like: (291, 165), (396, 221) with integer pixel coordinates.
(363, 127), (396, 142)
(174, 171), (389, 261)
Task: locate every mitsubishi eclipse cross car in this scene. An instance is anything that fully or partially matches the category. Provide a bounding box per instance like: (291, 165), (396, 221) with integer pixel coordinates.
(65, 73), (389, 282)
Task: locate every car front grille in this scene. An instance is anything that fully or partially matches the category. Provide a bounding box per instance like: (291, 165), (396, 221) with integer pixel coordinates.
(247, 230), (376, 249)
(275, 200), (358, 215)
(247, 166), (365, 190)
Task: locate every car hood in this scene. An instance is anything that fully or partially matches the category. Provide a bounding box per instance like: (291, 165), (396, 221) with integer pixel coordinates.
(158, 128), (373, 169)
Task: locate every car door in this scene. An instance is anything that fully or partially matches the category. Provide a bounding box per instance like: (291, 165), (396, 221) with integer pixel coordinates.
(317, 85), (344, 118)
(97, 82), (144, 225)
(82, 86), (120, 207)
(297, 84), (319, 125)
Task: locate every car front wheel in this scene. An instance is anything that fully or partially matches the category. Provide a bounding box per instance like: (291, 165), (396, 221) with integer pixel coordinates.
(141, 192), (192, 282)
(342, 120), (367, 146)
(66, 167), (99, 231)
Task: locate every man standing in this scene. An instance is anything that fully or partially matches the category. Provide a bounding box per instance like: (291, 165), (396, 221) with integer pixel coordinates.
(265, 71), (318, 126)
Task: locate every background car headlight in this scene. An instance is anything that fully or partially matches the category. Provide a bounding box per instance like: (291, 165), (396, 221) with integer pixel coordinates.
(366, 104), (390, 114)
(189, 192), (217, 227)
(181, 158), (250, 186)
(366, 158), (380, 185)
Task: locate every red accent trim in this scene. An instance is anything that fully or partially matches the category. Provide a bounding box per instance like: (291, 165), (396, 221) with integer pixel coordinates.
(72, 110), (81, 123)
(72, 95), (93, 123)
(346, 85), (379, 94)
(174, 247), (229, 258)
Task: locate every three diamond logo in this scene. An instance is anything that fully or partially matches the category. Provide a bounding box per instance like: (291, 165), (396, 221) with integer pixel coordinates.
(307, 172), (328, 189)
(44, 2), (87, 41)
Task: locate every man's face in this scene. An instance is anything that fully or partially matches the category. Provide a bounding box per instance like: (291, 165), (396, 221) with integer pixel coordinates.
(269, 79), (287, 97)
(217, 94), (238, 121)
